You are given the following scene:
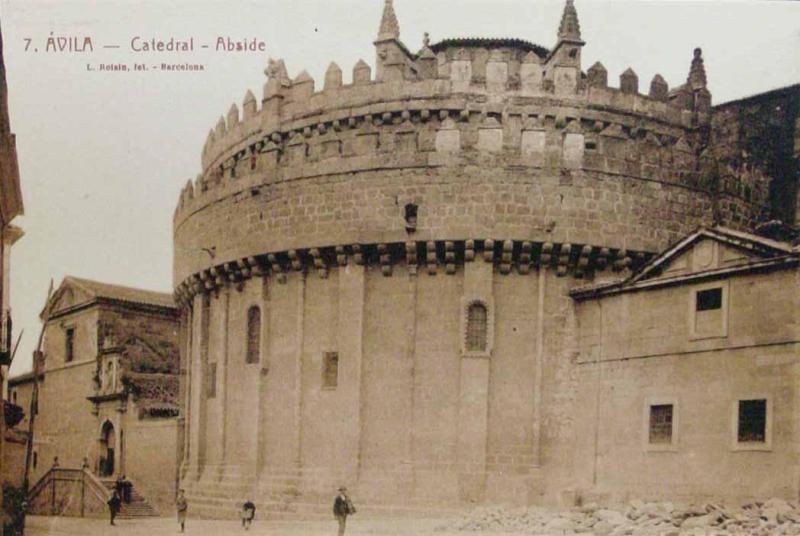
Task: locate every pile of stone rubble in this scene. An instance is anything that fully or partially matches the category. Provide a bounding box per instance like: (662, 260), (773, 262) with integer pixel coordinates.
(436, 498), (800, 535)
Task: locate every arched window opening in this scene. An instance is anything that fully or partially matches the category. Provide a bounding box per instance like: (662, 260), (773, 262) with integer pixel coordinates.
(466, 303), (488, 352)
(245, 306), (261, 364)
(99, 421), (115, 477)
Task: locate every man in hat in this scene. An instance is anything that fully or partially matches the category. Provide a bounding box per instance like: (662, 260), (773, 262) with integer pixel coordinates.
(332, 486), (355, 536)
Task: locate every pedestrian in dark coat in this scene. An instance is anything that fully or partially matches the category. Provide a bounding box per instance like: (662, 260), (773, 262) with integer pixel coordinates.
(107, 490), (122, 526)
(114, 475), (124, 499)
(121, 475), (132, 503)
(241, 500), (256, 530)
(333, 486), (355, 536)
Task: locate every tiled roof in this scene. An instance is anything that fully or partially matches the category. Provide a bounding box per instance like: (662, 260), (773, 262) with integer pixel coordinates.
(66, 277), (175, 309)
(430, 38), (549, 58)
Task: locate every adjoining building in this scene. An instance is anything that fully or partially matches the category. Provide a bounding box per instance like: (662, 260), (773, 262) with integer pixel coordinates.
(0, 15), (25, 529)
(570, 227), (799, 504)
(14, 277), (180, 513)
(170, 0), (799, 514)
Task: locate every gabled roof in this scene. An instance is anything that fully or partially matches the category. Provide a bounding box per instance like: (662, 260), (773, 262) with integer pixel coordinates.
(571, 226), (798, 300)
(41, 276), (175, 320)
(66, 277), (175, 308)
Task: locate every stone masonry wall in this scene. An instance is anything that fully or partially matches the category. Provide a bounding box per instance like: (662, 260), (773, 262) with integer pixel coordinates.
(711, 84), (800, 224)
(570, 268), (800, 505)
(179, 261), (594, 513)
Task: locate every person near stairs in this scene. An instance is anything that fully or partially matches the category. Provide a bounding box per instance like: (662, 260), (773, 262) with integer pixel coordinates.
(176, 489), (188, 533)
(114, 475), (124, 500)
(121, 475), (132, 503)
(107, 490), (122, 526)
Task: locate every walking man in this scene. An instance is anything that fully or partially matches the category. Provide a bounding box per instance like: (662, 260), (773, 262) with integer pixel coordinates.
(241, 500), (256, 530)
(176, 489), (188, 533)
(107, 489), (121, 526)
(333, 486), (355, 536)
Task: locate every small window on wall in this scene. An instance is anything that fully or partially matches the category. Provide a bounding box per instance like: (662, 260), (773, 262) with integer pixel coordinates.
(322, 352), (339, 389)
(649, 404), (674, 444)
(738, 399), (766, 443)
(207, 363), (217, 398)
(65, 327), (75, 362)
(245, 306), (261, 364)
(696, 288), (722, 311)
(690, 283), (728, 340)
(466, 303), (488, 352)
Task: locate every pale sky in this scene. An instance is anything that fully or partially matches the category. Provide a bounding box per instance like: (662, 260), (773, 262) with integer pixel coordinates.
(2, 0), (799, 376)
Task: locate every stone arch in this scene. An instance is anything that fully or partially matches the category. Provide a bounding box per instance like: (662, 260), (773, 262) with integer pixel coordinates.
(466, 302), (488, 352)
(98, 419), (116, 477)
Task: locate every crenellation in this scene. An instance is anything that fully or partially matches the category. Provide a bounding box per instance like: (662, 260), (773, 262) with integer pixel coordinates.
(353, 59), (372, 85)
(195, 86), (708, 208)
(323, 62), (342, 91)
(242, 90), (257, 119)
(214, 116), (226, 139)
(291, 70), (315, 102)
(649, 74), (668, 102)
(619, 68), (638, 95)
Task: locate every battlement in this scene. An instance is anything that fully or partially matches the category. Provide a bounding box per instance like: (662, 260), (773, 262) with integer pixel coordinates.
(172, 0), (770, 286)
(174, 0), (731, 226)
(174, 77), (765, 225)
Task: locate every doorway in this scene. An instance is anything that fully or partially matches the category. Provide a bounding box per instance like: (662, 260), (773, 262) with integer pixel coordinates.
(99, 421), (115, 477)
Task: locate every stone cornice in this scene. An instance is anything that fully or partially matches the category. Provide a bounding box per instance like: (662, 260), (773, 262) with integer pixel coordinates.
(173, 238), (652, 309)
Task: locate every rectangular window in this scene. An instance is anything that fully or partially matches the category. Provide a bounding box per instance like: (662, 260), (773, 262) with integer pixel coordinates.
(65, 328), (75, 362)
(322, 352), (339, 389)
(207, 363), (217, 398)
(738, 399), (766, 443)
(649, 404), (674, 444)
(696, 287), (722, 311)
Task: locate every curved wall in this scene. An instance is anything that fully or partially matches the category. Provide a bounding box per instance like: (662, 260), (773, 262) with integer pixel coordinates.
(172, 37), (774, 514)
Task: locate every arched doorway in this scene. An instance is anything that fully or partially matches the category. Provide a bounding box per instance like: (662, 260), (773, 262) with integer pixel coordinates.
(99, 421), (115, 477)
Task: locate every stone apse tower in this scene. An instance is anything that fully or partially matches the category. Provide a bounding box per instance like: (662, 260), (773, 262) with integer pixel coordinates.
(172, 1), (771, 514)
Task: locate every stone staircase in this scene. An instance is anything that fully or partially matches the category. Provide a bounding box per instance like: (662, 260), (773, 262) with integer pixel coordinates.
(100, 479), (159, 518)
(180, 469), (466, 521)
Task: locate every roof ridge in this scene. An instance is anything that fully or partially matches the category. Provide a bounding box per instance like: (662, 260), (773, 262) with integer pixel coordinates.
(66, 276), (172, 297)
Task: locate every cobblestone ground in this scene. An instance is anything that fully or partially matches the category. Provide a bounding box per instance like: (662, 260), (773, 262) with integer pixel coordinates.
(25, 515), (478, 536)
(26, 498), (800, 535)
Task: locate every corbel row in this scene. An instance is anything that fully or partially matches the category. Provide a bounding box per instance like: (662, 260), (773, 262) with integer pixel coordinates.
(174, 241), (651, 308)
